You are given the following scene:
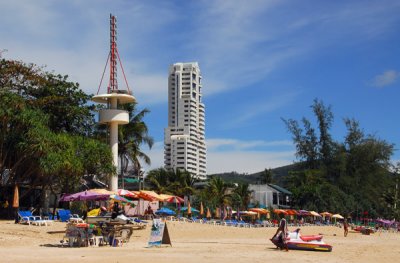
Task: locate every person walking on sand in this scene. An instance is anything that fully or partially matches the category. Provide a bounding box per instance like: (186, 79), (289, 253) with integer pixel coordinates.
(344, 218), (349, 237)
(271, 214), (289, 251)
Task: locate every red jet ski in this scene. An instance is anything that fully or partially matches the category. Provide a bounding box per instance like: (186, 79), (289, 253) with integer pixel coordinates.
(271, 228), (332, 252)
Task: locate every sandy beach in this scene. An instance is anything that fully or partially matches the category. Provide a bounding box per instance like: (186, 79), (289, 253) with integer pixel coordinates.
(0, 220), (399, 263)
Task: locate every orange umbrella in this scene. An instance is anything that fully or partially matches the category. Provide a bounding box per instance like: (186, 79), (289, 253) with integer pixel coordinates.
(206, 207), (211, 219)
(249, 208), (270, 215)
(285, 209), (298, 215)
(320, 212), (332, 217)
(273, 209), (288, 215)
(200, 202), (204, 216)
(137, 190), (163, 201)
(187, 201), (192, 215)
(12, 185), (19, 208)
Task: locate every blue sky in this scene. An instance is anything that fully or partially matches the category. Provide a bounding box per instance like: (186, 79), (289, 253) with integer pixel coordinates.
(1, 0), (400, 174)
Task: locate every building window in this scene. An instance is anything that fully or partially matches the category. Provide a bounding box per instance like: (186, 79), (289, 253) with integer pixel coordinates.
(273, 192), (278, 205)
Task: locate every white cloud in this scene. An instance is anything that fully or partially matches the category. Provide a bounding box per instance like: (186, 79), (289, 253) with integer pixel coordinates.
(223, 91), (300, 128)
(371, 70), (399, 88)
(143, 138), (295, 175)
(2, 1), (400, 105)
(207, 138), (292, 151)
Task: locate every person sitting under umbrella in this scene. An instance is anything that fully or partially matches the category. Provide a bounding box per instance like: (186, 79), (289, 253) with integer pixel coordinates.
(111, 202), (123, 219)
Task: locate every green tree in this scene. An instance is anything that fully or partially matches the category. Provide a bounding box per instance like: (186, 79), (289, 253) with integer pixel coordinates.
(231, 183), (252, 211)
(283, 99), (394, 217)
(259, 168), (274, 184)
(207, 176), (230, 209)
(146, 168), (196, 197)
(1, 59), (95, 136)
(0, 59), (114, 209)
(118, 103), (153, 179)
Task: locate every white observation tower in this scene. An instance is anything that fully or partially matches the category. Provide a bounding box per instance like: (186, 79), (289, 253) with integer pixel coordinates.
(92, 14), (135, 191)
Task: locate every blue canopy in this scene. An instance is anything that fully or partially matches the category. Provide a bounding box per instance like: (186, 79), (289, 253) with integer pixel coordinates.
(180, 207), (200, 213)
(155, 207), (176, 216)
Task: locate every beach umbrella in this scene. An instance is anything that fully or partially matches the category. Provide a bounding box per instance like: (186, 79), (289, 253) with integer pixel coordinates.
(117, 189), (137, 198)
(228, 207), (233, 219)
(215, 207), (221, 218)
(12, 185), (19, 208)
(60, 190), (109, 201)
(273, 209), (288, 215)
(298, 210), (311, 216)
(332, 214), (344, 219)
(91, 188), (116, 195)
(249, 208), (270, 215)
(161, 194), (184, 204)
(181, 206), (199, 213)
(109, 194), (135, 204)
(206, 207), (211, 219)
(285, 209), (298, 215)
(137, 190), (163, 201)
(155, 207), (176, 216)
(200, 202), (204, 216)
(310, 211), (322, 217)
(242, 211), (258, 216)
(187, 201), (192, 216)
(320, 212), (332, 217)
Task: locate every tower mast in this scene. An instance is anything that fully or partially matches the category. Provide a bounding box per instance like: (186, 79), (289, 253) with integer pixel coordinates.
(92, 14), (135, 191)
(109, 14), (117, 93)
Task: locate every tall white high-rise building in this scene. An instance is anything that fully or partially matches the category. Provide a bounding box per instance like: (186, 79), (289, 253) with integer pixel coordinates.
(164, 62), (206, 179)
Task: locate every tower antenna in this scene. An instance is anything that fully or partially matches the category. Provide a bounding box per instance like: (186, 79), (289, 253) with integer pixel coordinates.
(92, 14), (136, 191)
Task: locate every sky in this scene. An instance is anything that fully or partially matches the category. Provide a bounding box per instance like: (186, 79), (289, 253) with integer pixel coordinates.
(1, 0), (400, 174)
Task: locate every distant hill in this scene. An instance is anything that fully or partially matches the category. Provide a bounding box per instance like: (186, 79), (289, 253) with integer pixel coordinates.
(207, 163), (302, 186)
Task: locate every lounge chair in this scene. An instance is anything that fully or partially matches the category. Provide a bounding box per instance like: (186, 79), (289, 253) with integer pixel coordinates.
(58, 209), (81, 222)
(18, 210), (48, 226)
(43, 211), (58, 220)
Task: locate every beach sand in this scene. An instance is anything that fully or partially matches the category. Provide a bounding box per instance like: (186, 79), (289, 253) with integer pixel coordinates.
(0, 220), (399, 263)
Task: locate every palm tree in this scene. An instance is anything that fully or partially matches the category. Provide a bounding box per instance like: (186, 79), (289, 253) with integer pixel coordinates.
(170, 169), (197, 197)
(146, 168), (172, 193)
(207, 177), (230, 216)
(117, 103), (153, 186)
(232, 183), (253, 211)
(146, 168), (196, 196)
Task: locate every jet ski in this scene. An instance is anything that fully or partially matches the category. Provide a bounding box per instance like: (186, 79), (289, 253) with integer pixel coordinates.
(271, 228), (332, 252)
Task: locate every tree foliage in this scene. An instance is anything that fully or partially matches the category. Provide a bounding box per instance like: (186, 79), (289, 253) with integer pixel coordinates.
(0, 59), (114, 204)
(146, 168), (196, 197)
(283, 99), (395, 218)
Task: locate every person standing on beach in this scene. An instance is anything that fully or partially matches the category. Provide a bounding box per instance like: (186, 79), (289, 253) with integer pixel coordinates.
(344, 219), (349, 237)
(271, 214), (289, 251)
